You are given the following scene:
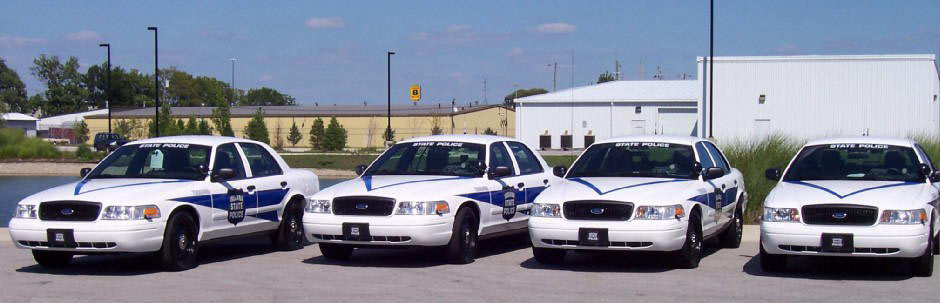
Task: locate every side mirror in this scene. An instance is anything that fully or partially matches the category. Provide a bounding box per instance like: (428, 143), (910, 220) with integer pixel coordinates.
(930, 171), (940, 183)
(355, 164), (367, 176)
(489, 166), (511, 179)
(553, 166), (567, 178)
(212, 168), (236, 182)
(80, 167), (92, 178)
(702, 167), (724, 180)
(764, 168), (782, 181)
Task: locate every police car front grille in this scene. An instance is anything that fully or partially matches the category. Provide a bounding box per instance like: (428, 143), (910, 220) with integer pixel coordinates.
(332, 196), (396, 216)
(312, 234), (412, 243)
(801, 204), (877, 226)
(563, 201), (633, 221)
(778, 245), (899, 254)
(39, 201), (102, 221)
(541, 239), (652, 248)
(18, 240), (116, 249)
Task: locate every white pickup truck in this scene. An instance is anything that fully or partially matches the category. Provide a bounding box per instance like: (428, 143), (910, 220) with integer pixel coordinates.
(528, 136), (747, 268)
(760, 137), (939, 276)
(9, 136), (319, 271)
(303, 135), (561, 263)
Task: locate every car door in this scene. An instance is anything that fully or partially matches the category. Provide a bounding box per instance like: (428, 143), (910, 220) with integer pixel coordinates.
(506, 141), (552, 213)
(693, 142), (722, 235)
(482, 141), (527, 234)
(204, 143), (257, 239)
(702, 141), (737, 228)
(238, 142), (289, 233)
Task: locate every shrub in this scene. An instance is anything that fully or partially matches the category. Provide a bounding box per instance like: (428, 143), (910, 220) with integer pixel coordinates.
(309, 118), (325, 150)
(323, 117), (347, 151)
(287, 121), (303, 146)
(73, 120), (90, 144)
(718, 134), (803, 223)
(243, 107), (270, 144)
(0, 128), (61, 159)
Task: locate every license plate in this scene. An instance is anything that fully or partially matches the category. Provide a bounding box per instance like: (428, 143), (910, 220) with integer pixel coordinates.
(46, 229), (75, 247)
(578, 228), (609, 246)
(821, 233), (854, 252)
(342, 223), (370, 241)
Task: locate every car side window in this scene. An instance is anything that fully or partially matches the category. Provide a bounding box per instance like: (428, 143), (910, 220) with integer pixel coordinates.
(703, 141), (730, 173)
(213, 143), (246, 180)
(489, 142), (516, 176)
(507, 141), (543, 174)
(239, 143), (283, 177)
(694, 142), (716, 170)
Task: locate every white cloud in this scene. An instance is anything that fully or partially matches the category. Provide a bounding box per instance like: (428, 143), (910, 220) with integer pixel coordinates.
(0, 35), (47, 47)
(305, 17), (345, 29)
(535, 22), (576, 34)
(65, 30), (102, 41)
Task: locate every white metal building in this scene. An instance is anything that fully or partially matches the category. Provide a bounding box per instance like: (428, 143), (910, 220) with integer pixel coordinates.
(1, 113), (38, 137)
(514, 80), (699, 150)
(37, 109), (108, 131)
(698, 54), (940, 141)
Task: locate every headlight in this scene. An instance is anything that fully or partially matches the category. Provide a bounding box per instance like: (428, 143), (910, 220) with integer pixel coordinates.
(396, 201), (450, 215)
(762, 207), (800, 222)
(15, 205), (37, 219)
(635, 205), (684, 220)
(530, 203), (561, 217)
(102, 205), (160, 220)
(305, 199), (331, 213)
(880, 209), (926, 225)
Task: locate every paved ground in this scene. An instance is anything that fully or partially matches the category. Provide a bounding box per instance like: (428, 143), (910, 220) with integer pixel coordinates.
(0, 226), (936, 303)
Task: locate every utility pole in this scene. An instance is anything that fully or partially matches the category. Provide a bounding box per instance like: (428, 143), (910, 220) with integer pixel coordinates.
(547, 62), (557, 91)
(615, 60), (621, 80)
(99, 43), (111, 133)
(386, 51), (395, 143)
(230, 58), (236, 106)
(483, 78), (487, 104)
(708, 0), (715, 138)
(147, 26), (159, 137)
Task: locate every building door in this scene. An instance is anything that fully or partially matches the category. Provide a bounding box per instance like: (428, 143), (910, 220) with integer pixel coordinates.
(657, 108), (698, 136)
(630, 120), (645, 135)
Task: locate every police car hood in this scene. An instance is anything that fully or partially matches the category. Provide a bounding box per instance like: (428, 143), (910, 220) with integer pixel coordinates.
(26, 178), (202, 204)
(317, 175), (479, 200)
(767, 180), (934, 209)
(541, 177), (704, 204)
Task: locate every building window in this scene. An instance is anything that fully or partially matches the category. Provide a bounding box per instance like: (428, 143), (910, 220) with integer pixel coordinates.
(635, 106), (641, 114)
(759, 94), (766, 104)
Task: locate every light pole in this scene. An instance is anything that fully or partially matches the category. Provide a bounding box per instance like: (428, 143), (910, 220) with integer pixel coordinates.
(99, 43), (111, 133)
(546, 62), (557, 91)
(708, 0), (714, 138)
(386, 51), (395, 142)
(147, 26), (159, 137)
(230, 58), (236, 106)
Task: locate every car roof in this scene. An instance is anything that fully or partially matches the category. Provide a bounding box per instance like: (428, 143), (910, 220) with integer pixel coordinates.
(803, 136), (917, 147)
(129, 135), (256, 146)
(399, 134), (520, 145)
(594, 135), (705, 146)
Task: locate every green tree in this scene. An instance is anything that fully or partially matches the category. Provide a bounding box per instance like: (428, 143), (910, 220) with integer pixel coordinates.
(0, 58), (30, 113)
(175, 119), (186, 134)
(73, 120), (90, 144)
(211, 104), (235, 136)
(483, 127), (497, 135)
(430, 116), (443, 135)
(323, 117), (347, 151)
(197, 119), (212, 135)
(503, 88), (548, 107)
(113, 119), (141, 140)
(184, 115), (199, 135)
(309, 117), (325, 150)
(30, 55), (89, 116)
(243, 107), (270, 144)
(597, 71), (615, 83)
(287, 121), (303, 146)
(383, 127), (395, 142)
(148, 102), (179, 137)
(240, 87), (297, 106)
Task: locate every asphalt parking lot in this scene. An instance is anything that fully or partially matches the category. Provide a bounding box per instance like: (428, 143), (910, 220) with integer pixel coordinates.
(0, 226), (936, 303)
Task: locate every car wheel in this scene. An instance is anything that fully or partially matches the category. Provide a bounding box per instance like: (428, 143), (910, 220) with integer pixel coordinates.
(911, 220), (935, 277)
(32, 250), (73, 268)
(445, 207), (479, 264)
(159, 211), (198, 271)
(675, 212), (703, 269)
(319, 243), (354, 260)
(532, 247), (566, 265)
(759, 239), (787, 272)
(720, 204), (744, 249)
(274, 202), (305, 251)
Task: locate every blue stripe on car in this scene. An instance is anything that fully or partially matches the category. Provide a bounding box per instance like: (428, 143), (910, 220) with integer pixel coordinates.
(74, 179), (194, 196)
(785, 181), (920, 199)
(568, 178), (691, 195)
(361, 175), (472, 191)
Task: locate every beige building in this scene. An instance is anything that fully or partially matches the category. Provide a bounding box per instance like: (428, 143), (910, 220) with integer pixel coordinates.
(84, 104), (515, 149)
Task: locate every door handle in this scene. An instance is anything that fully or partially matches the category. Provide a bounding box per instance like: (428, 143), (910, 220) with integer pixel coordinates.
(280, 181), (288, 188)
(246, 185), (256, 192)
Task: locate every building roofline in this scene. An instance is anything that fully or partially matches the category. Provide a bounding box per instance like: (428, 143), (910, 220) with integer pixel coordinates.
(696, 54), (936, 63)
(85, 104), (512, 119)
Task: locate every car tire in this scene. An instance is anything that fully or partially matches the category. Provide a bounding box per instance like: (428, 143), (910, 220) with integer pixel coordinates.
(32, 250), (73, 268)
(719, 204), (744, 249)
(274, 202), (305, 251)
(532, 247), (566, 265)
(675, 212), (703, 269)
(759, 239), (787, 272)
(159, 211), (199, 271)
(445, 207), (479, 264)
(319, 243), (354, 260)
(911, 220), (935, 277)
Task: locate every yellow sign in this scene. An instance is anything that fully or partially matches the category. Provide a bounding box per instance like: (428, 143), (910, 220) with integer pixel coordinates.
(409, 84), (421, 102)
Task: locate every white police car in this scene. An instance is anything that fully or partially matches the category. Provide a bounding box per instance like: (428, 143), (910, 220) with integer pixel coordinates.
(529, 136), (747, 268)
(760, 137), (940, 276)
(304, 135), (559, 263)
(9, 136), (318, 271)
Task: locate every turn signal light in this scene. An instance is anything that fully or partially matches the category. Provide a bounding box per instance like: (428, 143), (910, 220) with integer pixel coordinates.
(143, 207), (161, 219)
(435, 202), (450, 215)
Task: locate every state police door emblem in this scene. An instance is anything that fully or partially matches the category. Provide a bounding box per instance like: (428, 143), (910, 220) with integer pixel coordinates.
(502, 190), (516, 221)
(228, 188), (246, 225)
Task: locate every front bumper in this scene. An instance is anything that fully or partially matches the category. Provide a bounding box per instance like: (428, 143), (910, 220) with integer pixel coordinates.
(760, 222), (929, 258)
(8, 218), (166, 253)
(528, 217), (688, 251)
(303, 213), (454, 247)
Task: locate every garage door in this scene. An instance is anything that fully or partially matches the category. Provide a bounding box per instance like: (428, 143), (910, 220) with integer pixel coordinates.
(657, 108), (697, 136)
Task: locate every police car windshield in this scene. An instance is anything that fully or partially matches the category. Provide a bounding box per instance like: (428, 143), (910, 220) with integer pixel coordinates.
(87, 143), (211, 180)
(783, 144), (924, 182)
(567, 142), (696, 179)
(365, 142), (485, 177)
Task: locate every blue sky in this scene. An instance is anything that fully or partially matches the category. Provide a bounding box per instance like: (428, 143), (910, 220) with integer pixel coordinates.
(2, 0), (938, 106)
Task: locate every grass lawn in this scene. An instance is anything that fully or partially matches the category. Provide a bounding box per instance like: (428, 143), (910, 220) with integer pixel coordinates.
(281, 154), (378, 170)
